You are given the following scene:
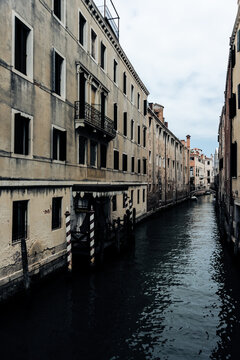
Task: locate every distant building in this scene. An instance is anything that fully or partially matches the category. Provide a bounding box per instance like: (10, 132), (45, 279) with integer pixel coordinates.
(147, 103), (190, 211)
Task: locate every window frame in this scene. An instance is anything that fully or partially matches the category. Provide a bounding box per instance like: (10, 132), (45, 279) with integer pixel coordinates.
(52, 47), (66, 100)
(52, 0), (66, 25)
(90, 140), (98, 167)
(113, 149), (119, 170)
(90, 28), (98, 61)
(78, 135), (87, 165)
(78, 11), (87, 49)
(100, 41), (106, 70)
(52, 125), (67, 162)
(12, 11), (33, 81)
(11, 109), (33, 159)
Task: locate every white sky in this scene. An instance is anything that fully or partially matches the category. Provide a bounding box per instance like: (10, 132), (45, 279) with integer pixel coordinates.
(97, 0), (238, 156)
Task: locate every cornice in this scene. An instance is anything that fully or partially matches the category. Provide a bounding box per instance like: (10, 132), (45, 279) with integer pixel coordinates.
(83, 0), (149, 96)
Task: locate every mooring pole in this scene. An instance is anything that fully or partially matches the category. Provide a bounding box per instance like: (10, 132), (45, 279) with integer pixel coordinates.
(89, 207), (95, 267)
(65, 210), (72, 272)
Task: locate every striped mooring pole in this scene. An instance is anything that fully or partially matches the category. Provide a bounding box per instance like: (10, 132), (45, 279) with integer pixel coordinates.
(65, 210), (72, 272)
(89, 206), (95, 266)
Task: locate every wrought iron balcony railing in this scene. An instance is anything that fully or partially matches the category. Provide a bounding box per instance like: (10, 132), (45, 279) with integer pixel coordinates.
(75, 101), (116, 139)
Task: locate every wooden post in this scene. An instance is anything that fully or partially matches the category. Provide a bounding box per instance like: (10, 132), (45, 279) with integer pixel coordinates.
(89, 207), (95, 267)
(21, 238), (30, 290)
(132, 208), (136, 230)
(115, 217), (121, 253)
(65, 211), (72, 272)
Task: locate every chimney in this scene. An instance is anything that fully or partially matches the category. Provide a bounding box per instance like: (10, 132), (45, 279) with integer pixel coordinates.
(186, 135), (191, 149)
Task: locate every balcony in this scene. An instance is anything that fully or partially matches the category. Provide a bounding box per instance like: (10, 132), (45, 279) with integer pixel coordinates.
(75, 101), (116, 140)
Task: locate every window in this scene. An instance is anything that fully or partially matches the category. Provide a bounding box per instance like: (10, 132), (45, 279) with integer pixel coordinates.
(149, 117), (152, 130)
(79, 12), (86, 46)
(231, 142), (237, 177)
(100, 42), (106, 70)
(114, 150), (119, 170)
(14, 113), (30, 155)
(14, 16), (33, 77)
(53, 0), (64, 21)
(229, 93), (236, 119)
(79, 71), (86, 118)
(238, 84), (240, 110)
(91, 29), (97, 59)
(137, 189), (140, 204)
(131, 85), (134, 103)
(123, 72), (127, 95)
(113, 60), (118, 83)
(52, 197), (62, 230)
(137, 93), (140, 110)
(149, 151), (152, 163)
(100, 144), (107, 168)
(144, 99), (148, 116)
(122, 154), (128, 171)
(53, 128), (66, 161)
(131, 119), (134, 140)
(207, 170), (210, 177)
(143, 158), (147, 174)
(90, 141), (97, 167)
(12, 200), (28, 243)
(123, 112), (127, 136)
(138, 125), (140, 145)
(114, 103), (118, 130)
(52, 49), (65, 97)
(138, 159), (141, 174)
(143, 127), (146, 147)
(131, 157), (135, 173)
(79, 136), (87, 165)
(143, 189), (145, 203)
(112, 195), (117, 211)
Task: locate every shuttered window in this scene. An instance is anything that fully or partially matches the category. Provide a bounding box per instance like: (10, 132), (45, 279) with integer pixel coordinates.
(123, 112), (127, 136)
(100, 144), (107, 168)
(79, 136), (87, 165)
(229, 93), (236, 119)
(122, 154), (128, 171)
(114, 103), (118, 130)
(143, 100), (148, 116)
(238, 29), (240, 52)
(114, 150), (119, 170)
(231, 142), (237, 177)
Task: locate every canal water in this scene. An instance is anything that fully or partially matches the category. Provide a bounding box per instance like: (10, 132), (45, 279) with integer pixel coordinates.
(1, 196), (240, 359)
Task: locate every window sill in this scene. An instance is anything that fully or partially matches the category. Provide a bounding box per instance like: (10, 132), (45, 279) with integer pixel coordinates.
(52, 159), (66, 164)
(12, 68), (33, 83)
(78, 41), (87, 52)
(52, 226), (62, 232)
(12, 237), (29, 246)
(52, 13), (65, 27)
(11, 153), (33, 160)
(52, 92), (66, 102)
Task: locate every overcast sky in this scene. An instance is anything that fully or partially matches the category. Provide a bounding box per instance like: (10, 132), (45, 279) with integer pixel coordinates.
(98, 0), (238, 156)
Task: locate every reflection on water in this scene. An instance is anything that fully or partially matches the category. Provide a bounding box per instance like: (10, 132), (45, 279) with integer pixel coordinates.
(1, 196), (240, 359)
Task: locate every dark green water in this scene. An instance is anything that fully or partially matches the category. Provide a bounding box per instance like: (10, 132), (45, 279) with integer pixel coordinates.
(1, 195), (240, 359)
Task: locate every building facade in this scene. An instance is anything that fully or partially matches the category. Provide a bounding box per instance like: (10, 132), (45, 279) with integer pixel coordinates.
(147, 103), (190, 211)
(218, 0), (240, 251)
(0, 0), (149, 296)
